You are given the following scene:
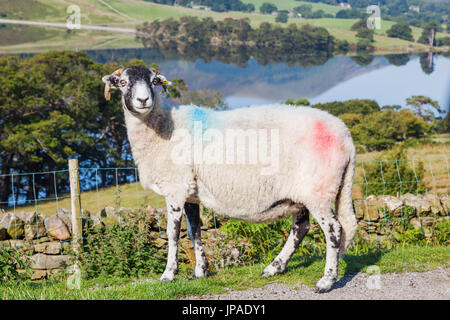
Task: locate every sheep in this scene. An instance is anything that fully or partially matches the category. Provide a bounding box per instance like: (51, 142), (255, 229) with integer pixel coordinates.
(102, 65), (357, 293)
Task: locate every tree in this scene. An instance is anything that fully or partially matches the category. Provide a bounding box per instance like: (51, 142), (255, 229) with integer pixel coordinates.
(0, 52), (160, 206)
(351, 18), (367, 31)
(384, 54), (410, 66)
(406, 95), (442, 120)
(312, 99), (380, 116)
(276, 11), (288, 23)
(356, 28), (374, 42)
(284, 98), (310, 106)
(418, 21), (439, 46)
(386, 23), (414, 42)
(259, 2), (277, 14)
(293, 4), (312, 18)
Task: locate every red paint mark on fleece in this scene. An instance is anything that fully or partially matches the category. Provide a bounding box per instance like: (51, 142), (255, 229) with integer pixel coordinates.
(313, 121), (338, 156)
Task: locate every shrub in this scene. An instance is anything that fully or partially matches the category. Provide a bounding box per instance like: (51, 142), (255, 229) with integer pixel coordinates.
(356, 28), (374, 42)
(361, 147), (426, 196)
(275, 12), (289, 23)
(386, 23), (414, 42)
(357, 38), (375, 51)
(259, 2), (277, 14)
(0, 248), (30, 281)
(79, 212), (166, 279)
(436, 37), (450, 47)
(221, 217), (330, 263)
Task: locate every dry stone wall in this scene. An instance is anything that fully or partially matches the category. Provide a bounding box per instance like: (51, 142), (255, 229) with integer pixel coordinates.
(1, 193), (449, 280)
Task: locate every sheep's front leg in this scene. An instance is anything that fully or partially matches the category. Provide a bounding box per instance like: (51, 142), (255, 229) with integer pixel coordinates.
(261, 207), (310, 277)
(184, 203), (208, 278)
(160, 201), (184, 282)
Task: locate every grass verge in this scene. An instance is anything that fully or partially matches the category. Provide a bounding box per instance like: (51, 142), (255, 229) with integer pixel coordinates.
(1, 245), (448, 299)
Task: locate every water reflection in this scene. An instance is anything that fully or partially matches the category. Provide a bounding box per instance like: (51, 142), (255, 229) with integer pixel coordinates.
(14, 47), (450, 110)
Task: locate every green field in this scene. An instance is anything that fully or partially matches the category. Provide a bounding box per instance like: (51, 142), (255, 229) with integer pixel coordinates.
(243, 0), (342, 14)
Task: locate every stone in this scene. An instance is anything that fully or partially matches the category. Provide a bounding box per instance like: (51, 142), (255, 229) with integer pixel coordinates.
(179, 231), (188, 239)
(57, 208), (73, 234)
(0, 226), (7, 241)
(421, 194), (445, 216)
(34, 241), (62, 255)
(89, 215), (105, 233)
(409, 217), (421, 230)
(356, 198), (383, 221)
(353, 200), (365, 220)
(423, 227), (433, 238)
(156, 209), (167, 231)
(47, 268), (65, 279)
(440, 195), (450, 214)
(32, 236), (51, 244)
(179, 238), (195, 264)
(100, 206), (115, 218)
(15, 211), (47, 240)
(200, 213), (217, 229)
(143, 206), (159, 229)
(153, 238), (167, 249)
(9, 239), (33, 250)
(100, 206), (123, 223)
(31, 270), (47, 280)
(44, 215), (71, 240)
(416, 199), (432, 216)
(30, 254), (71, 270)
(0, 213), (25, 239)
(378, 195), (403, 216)
(420, 217), (435, 227)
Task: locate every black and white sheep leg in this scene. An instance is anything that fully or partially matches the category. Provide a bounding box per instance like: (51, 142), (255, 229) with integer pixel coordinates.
(160, 201), (184, 282)
(184, 202), (208, 279)
(313, 210), (342, 293)
(261, 208), (310, 277)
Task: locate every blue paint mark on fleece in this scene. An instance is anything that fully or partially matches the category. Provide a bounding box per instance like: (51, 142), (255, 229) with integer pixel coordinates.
(185, 106), (221, 133)
(192, 108), (208, 127)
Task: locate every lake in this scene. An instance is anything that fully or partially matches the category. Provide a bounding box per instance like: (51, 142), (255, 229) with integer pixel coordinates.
(82, 47), (450, 112)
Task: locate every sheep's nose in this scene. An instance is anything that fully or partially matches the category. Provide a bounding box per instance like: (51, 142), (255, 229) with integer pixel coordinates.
(137, 97), (149, 105)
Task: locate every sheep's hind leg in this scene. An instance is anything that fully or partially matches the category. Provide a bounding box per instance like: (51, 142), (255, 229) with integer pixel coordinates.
(184, 202), (208, 278)
(160, 200), (184, 282)
(309, 206), (342, 293)
(261, 207), (310, 277)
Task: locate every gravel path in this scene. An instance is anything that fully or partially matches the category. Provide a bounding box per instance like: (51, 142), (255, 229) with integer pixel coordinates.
(182, 268), (450, 300)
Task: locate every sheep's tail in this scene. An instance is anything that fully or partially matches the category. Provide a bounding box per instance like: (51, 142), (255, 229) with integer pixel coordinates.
(336, 145), (358, 257)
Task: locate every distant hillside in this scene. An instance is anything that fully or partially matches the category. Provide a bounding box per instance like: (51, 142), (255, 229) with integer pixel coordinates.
(0, 0), (443, 53)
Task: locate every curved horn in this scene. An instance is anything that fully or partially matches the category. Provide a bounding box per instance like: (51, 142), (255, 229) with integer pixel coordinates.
(104, 68), (124, 101)
(112, 68), (123, 77)
(104, 84), (111, 101)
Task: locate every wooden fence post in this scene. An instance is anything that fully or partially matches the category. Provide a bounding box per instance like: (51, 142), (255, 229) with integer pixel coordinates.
(69, 159), (82, 254)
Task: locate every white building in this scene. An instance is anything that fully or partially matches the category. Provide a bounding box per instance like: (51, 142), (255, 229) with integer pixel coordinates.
(339, 2), (352, 9)
(409, 5), (420, 13)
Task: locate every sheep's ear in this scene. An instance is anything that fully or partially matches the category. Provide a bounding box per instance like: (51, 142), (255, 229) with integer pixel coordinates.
(102, 74), (120, 101)
(151, 74), (172, 86)
(102, 68), (124, 101)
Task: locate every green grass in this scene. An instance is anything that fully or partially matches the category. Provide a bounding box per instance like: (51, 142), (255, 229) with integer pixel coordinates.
(243, 0), (341, 14)
(1, 245), (448, 299)
(7, 181), (166, 217)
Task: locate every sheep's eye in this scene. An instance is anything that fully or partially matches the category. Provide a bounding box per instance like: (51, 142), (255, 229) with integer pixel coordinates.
(120, 80), (127, 87)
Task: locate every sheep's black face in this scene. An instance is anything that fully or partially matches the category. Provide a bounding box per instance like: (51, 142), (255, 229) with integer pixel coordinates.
(102, 66), (156, 115)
